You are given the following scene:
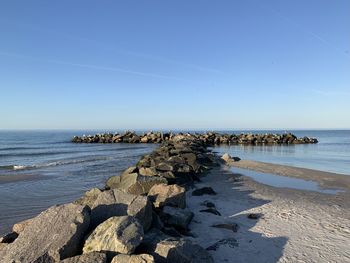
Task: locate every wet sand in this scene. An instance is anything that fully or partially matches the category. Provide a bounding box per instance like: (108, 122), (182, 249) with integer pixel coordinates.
(187, 165), (350, 263)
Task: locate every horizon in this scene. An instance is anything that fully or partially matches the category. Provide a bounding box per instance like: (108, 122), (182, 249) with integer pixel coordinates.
(1, 1), (349, 129)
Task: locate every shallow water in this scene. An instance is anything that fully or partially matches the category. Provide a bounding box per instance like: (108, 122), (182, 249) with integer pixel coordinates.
(0, 130), (349, 235)
(231, 167), (341, 194)
(0, 130), (156, 234)
(214, 130), (350, 175)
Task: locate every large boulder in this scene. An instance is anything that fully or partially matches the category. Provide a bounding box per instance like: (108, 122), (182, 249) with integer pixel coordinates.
(106, 173), (167, 195)
(83, 216), (144, 255)
(111, 254), (154, 263)
(74, 188), (102, 208)
(148, 184), (186, 208)
(12, 218), (33, 234)
(90, 189), (152, 230)
(0, 203), (90, 262)
(161, 206), (194, 230)
(61, 252), (107, 263)
(153, 239), (213, 263)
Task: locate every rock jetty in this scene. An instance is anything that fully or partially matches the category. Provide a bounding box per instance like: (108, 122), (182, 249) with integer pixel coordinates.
(0, 135), (219, 263)
(72, 131), (318, 145)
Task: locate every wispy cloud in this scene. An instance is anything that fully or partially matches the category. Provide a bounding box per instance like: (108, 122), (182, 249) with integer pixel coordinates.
(261, 5), (350, 59)
(0, 50), (187, 81)
(0, 18), (225, 74)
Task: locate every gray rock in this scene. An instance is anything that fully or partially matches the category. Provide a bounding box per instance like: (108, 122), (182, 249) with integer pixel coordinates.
(74, 188), (102, 208)
(139, 167), (158, 177)
(61, 252), (107, 263)
(221, 153), (231, 162)
(148, 184), (186, 209)
(154, 239), (213, 263)
(107, 172), (167, 195)
(90, 189), (152, 231)
(111, 253), (154, 263)
(161, 206), (194, 229)
(156, 163), (174, 172)
(0, 203), (90, 263)
(83, 216), (144, 255)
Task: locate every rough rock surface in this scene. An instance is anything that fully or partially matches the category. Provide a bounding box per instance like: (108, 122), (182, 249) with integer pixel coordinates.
(106, 172), (167, 195)
(111, 253), (154, 263)
(74, 188), (102, 208)
(12, 218), (33, 234)
(61, 252), (107, 263)
(0, 203), (90, 263)
(153, 239), (214, 263)
(148, 183), (186, 208)
(161, 206), (194, 229)
(90, 189), (152, 230)
(83, 216), (144, 255)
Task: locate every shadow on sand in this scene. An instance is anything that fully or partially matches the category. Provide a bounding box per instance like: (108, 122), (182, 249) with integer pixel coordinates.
(188, 167), (288, 263)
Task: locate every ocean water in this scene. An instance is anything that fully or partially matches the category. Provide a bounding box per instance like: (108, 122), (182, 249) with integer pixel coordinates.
(214, 130), (350, 176)
(0, 130), (156, 234)
(0, 130), (349, 235)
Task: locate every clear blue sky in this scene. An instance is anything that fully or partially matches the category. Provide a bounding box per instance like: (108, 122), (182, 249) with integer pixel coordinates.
(0, 0), (349, 130)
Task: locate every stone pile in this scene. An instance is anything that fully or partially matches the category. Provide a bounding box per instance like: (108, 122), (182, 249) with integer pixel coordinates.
(72, 131), (318, 145)
(0, 136), (217, 262)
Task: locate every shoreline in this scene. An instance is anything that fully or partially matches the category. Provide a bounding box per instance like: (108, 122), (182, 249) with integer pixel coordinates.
(187, 164), (350, 262)
(1, 134), (349, 262)
(226, 159), (350, 192)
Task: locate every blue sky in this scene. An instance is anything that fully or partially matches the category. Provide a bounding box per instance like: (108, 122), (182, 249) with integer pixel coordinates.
(0, 0), (349, 130)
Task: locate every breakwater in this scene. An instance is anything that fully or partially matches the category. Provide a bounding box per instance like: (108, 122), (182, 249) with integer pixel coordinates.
(72, 131), (318, 145)
(0, 134), (227, 262)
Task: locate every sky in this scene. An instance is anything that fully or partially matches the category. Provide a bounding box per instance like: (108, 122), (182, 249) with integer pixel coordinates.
(0, 0), (349, 130)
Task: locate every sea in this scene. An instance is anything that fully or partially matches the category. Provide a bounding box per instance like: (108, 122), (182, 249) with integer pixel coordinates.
(0, 130), (349, 234)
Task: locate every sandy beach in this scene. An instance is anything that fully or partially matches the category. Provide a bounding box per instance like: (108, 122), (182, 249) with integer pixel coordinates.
(187, 163), (350, 263)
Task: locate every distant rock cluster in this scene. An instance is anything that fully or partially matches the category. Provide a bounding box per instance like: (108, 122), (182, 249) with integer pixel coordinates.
(72, 131), (318, 145)
(0, 136), (219, 262)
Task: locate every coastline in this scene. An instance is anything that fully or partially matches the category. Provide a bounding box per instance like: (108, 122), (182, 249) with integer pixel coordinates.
(1, 132), (349, 262)
(187, 164), (350, 262)
(226, 159), (350, 191)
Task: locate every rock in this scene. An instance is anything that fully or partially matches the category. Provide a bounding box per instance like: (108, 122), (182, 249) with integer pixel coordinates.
(221, 153), (231, 162)
(192, 187), (217, 196)
(0, 203), (90, 262)
(154, 239), (213, 263)
(148, 183), (186, 209)
(74, 188), (102, 208)
(200, 208), (221, 216)
(90, 189), (152, 230)
(161, 206), (194, 230)
(200, 200), (216, 208)
(111, 253), (154, 263)
(156, 163), (174, 172)
(139, 167), (158, 176)
(12, 218), (33, 234)
(0, 232), (18, 243)
(83, 216), (144, 255)
(0, 243), (7, 251)
(247, 213), (261, 219)
(108, 172), (168, 195)
(61, 252), (107, 263)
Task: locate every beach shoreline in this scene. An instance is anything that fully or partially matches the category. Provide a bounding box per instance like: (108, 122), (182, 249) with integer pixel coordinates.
(226, 159), (350, 191)
(1, 133), (349, 262)
(187, 163), (350, 262)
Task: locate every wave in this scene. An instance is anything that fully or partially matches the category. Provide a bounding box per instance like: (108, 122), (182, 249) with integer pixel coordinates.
(0, 156), (114, 171)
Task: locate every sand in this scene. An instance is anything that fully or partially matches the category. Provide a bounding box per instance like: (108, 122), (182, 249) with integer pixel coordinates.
(187, 165), (350, 263)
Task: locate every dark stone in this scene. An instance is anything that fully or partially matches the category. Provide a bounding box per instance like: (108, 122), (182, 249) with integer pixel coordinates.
(199, 208), (221, 216)
(192, 187), (217, 196)
(247, 213), (262, 219)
